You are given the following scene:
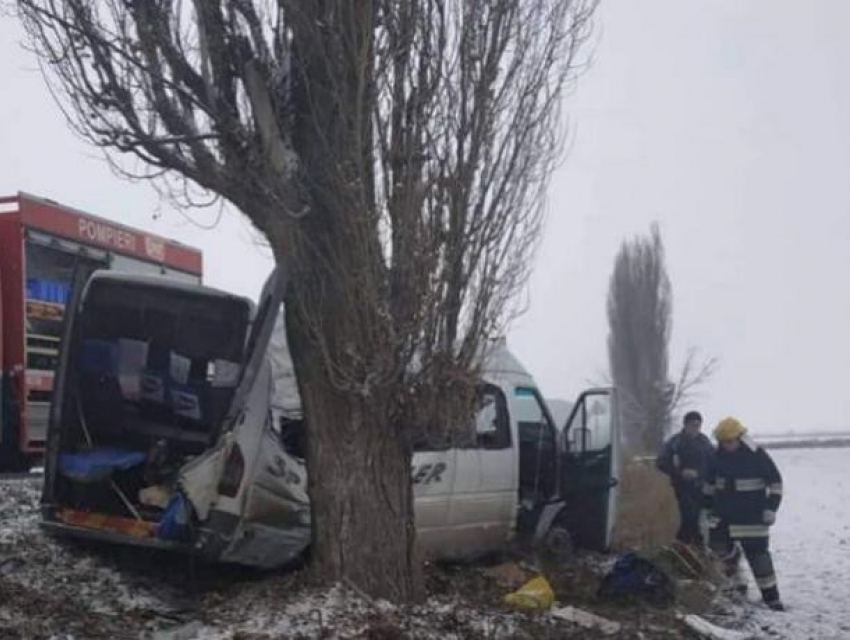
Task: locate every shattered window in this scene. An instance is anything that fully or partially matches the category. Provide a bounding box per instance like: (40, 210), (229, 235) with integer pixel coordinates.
(474, 385), (510, 450)
(411, 384), (510, 452)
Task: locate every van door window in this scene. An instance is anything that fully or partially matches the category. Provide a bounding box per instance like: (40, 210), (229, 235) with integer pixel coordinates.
(475, 385), (510, 450)
(514, 386), (557, 503)
(568, 394), (613, 455)
(412, 384), (509, 452)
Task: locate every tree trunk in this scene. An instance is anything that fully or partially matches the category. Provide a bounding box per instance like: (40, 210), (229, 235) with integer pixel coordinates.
(285, 301), (422, 602)
(280, 0), (422, 602)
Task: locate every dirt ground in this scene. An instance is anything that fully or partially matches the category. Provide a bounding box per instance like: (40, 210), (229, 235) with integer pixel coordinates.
(0, 477), (754, 639)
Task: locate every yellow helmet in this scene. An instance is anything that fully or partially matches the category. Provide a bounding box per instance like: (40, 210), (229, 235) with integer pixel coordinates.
(714, 417), (747, 441)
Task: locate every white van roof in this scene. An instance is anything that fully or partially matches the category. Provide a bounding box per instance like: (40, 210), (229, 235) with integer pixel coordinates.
(270, 326), (538, 416)
(482, 337), (533, 379)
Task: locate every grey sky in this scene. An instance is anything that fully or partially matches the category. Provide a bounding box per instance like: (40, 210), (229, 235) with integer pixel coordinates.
(2, 2), (848, 434)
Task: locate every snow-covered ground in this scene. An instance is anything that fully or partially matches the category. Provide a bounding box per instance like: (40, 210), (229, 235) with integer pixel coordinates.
(746, 448), (850, 639)
(1, 447), (847, 638)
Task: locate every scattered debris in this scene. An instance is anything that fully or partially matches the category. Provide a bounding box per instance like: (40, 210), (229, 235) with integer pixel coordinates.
(483, 562), (529, 590)
(504, 575), (555, 611)
(657, 541), (710, 579)
(597, 552), (675, 606)
(0, 475), (788, 639)
(550, 605), (621, 635)
(682, 614), (756, 640)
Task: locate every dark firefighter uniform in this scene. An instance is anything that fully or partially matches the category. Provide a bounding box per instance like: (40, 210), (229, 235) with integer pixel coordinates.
(656, 412), (714, 545)
(703, 417), (784, 610)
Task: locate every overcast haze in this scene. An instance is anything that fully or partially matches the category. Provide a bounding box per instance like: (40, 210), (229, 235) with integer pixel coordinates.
(2, 2), (848, 435)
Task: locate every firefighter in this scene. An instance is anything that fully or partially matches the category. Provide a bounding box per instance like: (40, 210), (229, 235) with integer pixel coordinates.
(702, 417), (785, 611)
(656, 410), (714, 545)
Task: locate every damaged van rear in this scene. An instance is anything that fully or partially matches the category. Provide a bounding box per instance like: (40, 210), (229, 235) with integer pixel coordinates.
(40, 268), (311, 568)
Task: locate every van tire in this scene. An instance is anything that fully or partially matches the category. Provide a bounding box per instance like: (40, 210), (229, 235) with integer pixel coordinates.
(541, 524), (574, 563)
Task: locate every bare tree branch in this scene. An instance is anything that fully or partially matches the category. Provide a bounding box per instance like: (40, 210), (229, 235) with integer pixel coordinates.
(607, 224), (719, 453)
(17, 0), (599, 601)
(670, 347), (719, 416)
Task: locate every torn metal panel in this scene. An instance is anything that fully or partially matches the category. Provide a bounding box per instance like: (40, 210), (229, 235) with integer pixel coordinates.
(222, 414), (311, 567)
(179, 433), (233, 522)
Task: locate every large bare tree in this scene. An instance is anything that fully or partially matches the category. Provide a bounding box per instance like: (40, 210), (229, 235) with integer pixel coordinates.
(18, 0), (597, 600)
(607, 223), (716, 455)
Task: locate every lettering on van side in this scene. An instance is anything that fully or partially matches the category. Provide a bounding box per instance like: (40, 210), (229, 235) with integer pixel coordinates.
(412, 462), (446, 486)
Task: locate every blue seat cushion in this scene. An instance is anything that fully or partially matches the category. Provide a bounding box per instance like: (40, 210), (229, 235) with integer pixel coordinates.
(58, 447), (146, 483)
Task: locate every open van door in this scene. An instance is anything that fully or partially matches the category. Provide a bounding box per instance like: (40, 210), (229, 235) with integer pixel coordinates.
(41, 260), (105, 507)
(559, 388), (620, 550)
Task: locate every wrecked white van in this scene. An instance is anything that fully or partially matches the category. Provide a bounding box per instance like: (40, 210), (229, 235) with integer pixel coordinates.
(40, 269), (621, 568)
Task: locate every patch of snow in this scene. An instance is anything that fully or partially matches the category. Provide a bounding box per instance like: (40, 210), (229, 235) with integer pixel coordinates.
(551, 605), (621, 635)
(3, 447), (847, 638)
(683, 614), (755, 640)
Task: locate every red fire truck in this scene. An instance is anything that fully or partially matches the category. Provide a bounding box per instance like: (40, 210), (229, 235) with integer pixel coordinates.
(0, 192), (203, 470)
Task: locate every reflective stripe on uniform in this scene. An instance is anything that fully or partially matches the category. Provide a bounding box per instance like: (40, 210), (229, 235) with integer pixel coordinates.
(735, 478), (766, 492)
(769, 483), (783, 495)
(729, 524), (769, 538)
(702, 484), (715, 495)
(755, 574), (777, 590)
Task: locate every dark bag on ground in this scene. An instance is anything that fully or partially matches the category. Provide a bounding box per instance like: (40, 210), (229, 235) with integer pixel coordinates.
(597, 553), (674, 605)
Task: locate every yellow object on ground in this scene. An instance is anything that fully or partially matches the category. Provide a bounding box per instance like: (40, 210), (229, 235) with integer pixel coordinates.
(714, 417), (746, 441)
(504, 575), (555, 610)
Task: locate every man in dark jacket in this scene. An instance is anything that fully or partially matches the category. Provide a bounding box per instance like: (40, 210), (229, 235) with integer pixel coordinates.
(656, 410), (714, 545)
(702, 417), (784, 611)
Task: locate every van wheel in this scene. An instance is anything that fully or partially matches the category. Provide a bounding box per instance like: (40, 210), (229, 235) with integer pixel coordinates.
(542, 525), (574, 563)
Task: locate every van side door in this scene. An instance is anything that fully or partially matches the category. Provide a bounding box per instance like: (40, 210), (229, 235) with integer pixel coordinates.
(559, 388), (620, 550)
(513, 386), (559, 508)
(442, 384), (514, 559)
(41, 263), (103, 505)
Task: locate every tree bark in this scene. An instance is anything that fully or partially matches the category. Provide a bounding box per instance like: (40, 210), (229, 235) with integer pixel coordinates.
(285, 299), (421, 602)
(277, 0), (422, 602)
